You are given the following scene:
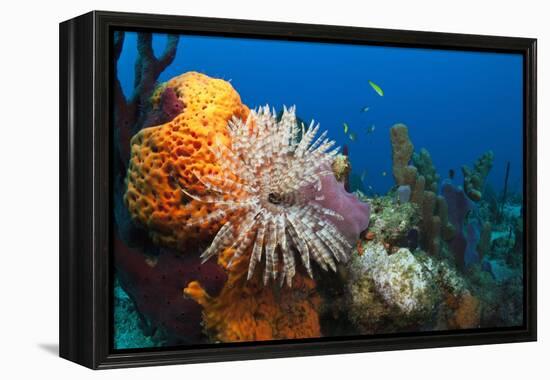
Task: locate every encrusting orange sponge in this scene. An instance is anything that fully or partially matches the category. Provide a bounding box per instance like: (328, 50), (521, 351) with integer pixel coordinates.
(446, 291), (481, 329)
(184, 247), (322, 342)
(125, 72), (250, 249)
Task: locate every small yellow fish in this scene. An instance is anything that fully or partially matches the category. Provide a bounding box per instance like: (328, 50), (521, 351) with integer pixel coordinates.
(343, 122), (349, 134)
(367, 124), (376, 134)
(361, 106), (370, 112)
(369, 80), (384, 97)
(349, 132), (357, 141)
(382, 171), (387, 177)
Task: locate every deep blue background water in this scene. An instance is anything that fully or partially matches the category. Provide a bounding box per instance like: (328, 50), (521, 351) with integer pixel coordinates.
(117, 32), (523, 195)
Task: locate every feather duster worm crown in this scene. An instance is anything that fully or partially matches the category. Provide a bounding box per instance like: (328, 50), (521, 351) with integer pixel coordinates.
(182, 105), (353, 287)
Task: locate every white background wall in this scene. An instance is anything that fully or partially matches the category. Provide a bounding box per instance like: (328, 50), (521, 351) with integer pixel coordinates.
(0, 0), (547, 378)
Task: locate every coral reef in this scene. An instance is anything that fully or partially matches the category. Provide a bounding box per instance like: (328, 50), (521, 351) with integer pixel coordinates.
(412, 148), (440, 192)
(466, 265), (523, 327)
(497, 161), (511, 222)
(481, 259), (516, 283)
(347, 241), (476, 333)
(180, 105), (369, 286)
(436, 195), (455, 241)
(366, 195), (419, 250)
(462, 151), (494, 202)
(346, 125), (520, 333)
(348, 242), (437, 333)
(441, 180), (472, 268)
(120, 71), (372, 344)
(114, 278), (165, 349)
(389, 125), (454, 257)
(125, 72), (251, 249)
(444, 291), (481, 329)
(415, 189), (455, 257)
(442, 181), (489, 268)
(351, 242), (439, 316)
(436, 176), (521, 328)
(433, 262), (482, 330)
(110, 52), (522, 346)
(477, 221), (492, 262)
(464, 222), (481, 267)
(419, 190), (440, 256)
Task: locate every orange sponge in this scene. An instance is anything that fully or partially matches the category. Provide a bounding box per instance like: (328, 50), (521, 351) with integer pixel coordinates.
(124, 72), (250, 248)
(446, 292), (481, 329)
(184, 247), (322, 342)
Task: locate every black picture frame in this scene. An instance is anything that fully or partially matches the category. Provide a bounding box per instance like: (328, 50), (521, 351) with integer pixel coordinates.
(59, 10), (537, 369)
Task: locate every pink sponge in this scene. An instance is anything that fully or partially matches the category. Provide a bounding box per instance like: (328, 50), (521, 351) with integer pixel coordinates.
(311, 170), (371, 243)
(143, 86), (185, 128)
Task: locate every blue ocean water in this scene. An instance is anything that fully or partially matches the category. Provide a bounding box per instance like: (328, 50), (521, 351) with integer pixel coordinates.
(117, 32), (523, 196)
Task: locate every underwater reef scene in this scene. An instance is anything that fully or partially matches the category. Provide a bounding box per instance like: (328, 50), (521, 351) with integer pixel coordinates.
(112, 32), (524, 349)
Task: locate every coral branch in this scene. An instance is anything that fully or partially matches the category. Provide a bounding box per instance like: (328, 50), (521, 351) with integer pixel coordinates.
(158, 35), (179, 68)
(113, 32), (180, 170)
(132, 33), (180, 131)
(498, 161), (511, 222)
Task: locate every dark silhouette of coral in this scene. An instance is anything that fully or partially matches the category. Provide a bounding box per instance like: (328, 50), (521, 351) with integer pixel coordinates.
(498, 161), (511, 222)
(442, 180), (472, 269)
(113, 31), (179, 169)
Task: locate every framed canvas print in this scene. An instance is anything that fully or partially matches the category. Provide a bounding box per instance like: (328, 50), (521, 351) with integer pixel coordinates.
(59, 11), (537, 369)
